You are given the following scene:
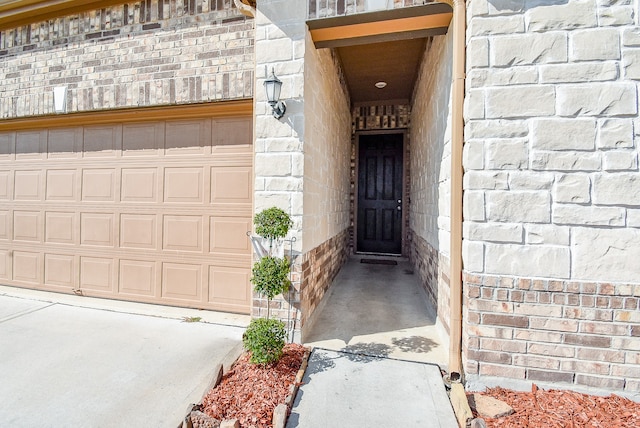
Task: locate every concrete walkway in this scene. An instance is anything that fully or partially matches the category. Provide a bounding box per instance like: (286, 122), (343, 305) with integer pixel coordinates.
(0, 287), (249, 428)
(294, 256), (457, 427)
(287, 348), (458, 428)
(304, 255), (449, 368)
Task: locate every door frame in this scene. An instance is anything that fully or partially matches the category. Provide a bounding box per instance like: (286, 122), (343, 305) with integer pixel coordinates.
(354, 129), (408, 256)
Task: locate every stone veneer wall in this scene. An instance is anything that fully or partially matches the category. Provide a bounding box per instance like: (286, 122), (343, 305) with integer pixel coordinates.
(0, 0), (253, 118)
(409, 31), (454, 330)
(464, 0), (640, 393)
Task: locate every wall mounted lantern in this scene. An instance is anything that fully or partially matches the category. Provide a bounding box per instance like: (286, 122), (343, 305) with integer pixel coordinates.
(263, 68), (286, 119)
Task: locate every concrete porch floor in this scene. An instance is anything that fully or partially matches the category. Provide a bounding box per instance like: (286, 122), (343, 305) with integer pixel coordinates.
(303, 255), (450, 370)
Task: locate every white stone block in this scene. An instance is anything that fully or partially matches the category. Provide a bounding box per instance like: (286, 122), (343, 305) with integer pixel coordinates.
(553, 204), (626, 226)
(491, 33), (567, 66)
(466, 119), (529, 139)
(464, 89), (485, 120)
(464, 171), (509, 190)
(628, 209), (640, 227)
(603, 151), (639, 171)
(525, 224), (570, 246)
(593, 173), (640, 205)
(553, 173), (591, 204)
(464, 191), (486, 221)
(255, 38), (293, 63)
(570, 28), (620, 61)
(486, 86), (555, 119)
(557, 83), (637, 117)
(525, 0), (597, 31)
(572, 227), (640, 282)
(466, 222), (523, 243)
(597, 119), (634, 149)
(540, 62), (619, 84)
(623, 28), (640, 47)
(469, 15), (524, 37)
(531, 118), (596, 151)
(509, 171), (555, 190)
(532, 151), (601, 171)
(485, 139), (528, 169)
(485, 243), (570, 278)
(254, 192), (291, 212)
(467, 37), (490, 69)
(254, 153), (292, 176)
(463, 140), (484, 170)
(623, 48), (640, 80)
(487, 0), (523, 15)
(486, 191), (551, 223)
(265, 177), (303, 192)
(598, 5), (635, 26)
(462, 240), (484, 273)
(468, 66), (538, 88)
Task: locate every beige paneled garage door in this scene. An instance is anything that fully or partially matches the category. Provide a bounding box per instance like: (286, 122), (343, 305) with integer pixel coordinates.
(0, 116), (253, 313)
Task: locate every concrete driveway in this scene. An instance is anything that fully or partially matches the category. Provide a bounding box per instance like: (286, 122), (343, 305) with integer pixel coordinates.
(0, 287), (249, 428)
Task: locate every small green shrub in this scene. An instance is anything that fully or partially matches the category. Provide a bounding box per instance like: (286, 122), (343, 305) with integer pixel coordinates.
(243, 318), (286, 365)
(254, 207), (292, 241)
(251, 256), (291, 300)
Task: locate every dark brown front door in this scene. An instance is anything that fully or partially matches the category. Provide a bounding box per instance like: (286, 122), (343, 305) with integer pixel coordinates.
(357, 133), (403, 254)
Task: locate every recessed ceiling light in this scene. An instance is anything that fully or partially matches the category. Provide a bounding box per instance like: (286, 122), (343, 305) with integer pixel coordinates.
(375, 81), (387, 89)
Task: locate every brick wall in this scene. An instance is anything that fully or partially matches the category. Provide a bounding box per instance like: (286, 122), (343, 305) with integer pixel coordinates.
(463, 273), (640, 393)
(465, 0), (640, 392)
(0, 0), (254, 118)
(300, 228), (350, 332)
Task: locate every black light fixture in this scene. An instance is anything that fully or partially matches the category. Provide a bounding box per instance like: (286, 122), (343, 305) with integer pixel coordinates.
(263, 68), (286, 119)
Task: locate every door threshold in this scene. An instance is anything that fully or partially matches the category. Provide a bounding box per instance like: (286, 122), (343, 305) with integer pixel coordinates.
(355, 252), (404, 257)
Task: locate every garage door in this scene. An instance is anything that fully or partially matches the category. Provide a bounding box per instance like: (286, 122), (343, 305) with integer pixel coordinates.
(0, 116), (253, 314)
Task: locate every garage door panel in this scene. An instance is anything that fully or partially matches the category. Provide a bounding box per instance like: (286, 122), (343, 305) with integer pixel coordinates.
(165, 119), (210, 156)
(15, 131), (46, 160)
(121, 168), (158, 202)
(44, 254), (75, 288)
(0, 132), (15, 159)
(119, 259), (157, 297)
(210, 217), (251, 254)
(80, 256), (114, 292)
(14, 170), (42, 201)
(45, 212), (76, 244)
(80, 213), (115, 247)
(211, 167), (251, 203)
(164, 167), (204, 203)
(13, 251), (41, 284)
(0, 249), (9, 279)
(163, 215), (203, 252)
(0, 115), (252, 313)
(84, 125), (122, 157)
(82, 169), (116, 202)
(48, 128), (82, 159)
(122, 122), (164, 156)
(162, 262), (202, 301)
(14, 211), (42, 242)
(208, 266), (250, 305)
(120, 214), (157, 250)
(46, 169), (78, 201)
(0, 211), (9, 240)
(0, 171), (11, 199)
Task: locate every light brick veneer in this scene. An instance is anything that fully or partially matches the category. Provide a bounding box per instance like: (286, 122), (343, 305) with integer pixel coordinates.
(464, 0), (640, 392)
(0, 0), (254, 118)
(308, 0), (432, 19)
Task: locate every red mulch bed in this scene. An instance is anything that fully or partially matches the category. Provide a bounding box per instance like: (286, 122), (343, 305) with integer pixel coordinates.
(473, 384), (640, 427)
(201, 343), (306, 428)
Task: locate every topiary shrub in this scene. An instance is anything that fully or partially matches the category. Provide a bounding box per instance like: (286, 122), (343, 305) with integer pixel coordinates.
(243, 318), (287, 365)
(251, 255), (291, 300)
(253, 207), (292, 242)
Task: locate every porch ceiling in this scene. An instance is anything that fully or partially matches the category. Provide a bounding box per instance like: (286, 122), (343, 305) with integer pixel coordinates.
(307, 3), (452, 104)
